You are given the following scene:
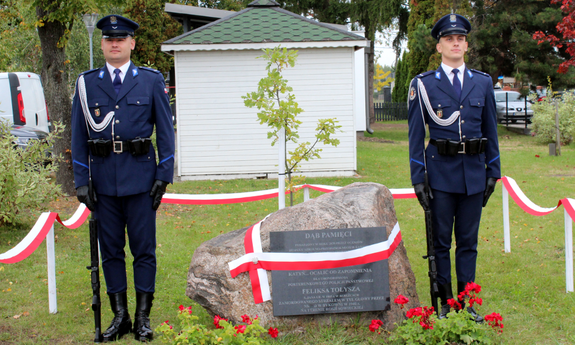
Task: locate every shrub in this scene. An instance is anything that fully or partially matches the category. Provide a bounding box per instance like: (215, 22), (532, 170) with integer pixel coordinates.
(530, 90), (575, 145)
(155, 305), (279, 344)
(0, 121), (63, 225)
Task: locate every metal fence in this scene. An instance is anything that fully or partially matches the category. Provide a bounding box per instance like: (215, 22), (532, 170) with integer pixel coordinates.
(374, 102), (408, 121)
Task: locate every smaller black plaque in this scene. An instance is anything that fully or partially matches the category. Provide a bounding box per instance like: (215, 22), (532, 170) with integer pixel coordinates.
(270, 227), (390, 316)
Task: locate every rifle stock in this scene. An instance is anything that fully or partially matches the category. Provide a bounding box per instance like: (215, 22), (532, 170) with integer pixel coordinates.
(423, 209), (439, 315)
(88, 217), (103, 342)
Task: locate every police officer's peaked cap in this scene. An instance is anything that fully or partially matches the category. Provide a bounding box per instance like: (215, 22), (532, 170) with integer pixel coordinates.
(431, 14), (471, 41)
(97, 15), (139, 38)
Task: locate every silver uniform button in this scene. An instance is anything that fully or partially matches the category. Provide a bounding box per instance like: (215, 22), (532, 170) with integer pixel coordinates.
(137, 101), (140, 104)
(461, 120), (465, 124)
(115, 105), (120, 109)
(460, 105), (464, 109)
(115, 120), (120, 124)
(463, 135), (466, 139)
(95, 103), (99, 106)
(116, 136), (120, 139)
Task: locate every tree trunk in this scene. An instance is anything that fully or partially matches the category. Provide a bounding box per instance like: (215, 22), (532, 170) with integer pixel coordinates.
(36, 6), (75, 196)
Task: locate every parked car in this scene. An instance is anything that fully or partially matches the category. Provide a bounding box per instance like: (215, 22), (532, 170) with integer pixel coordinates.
(10, 125), (49, 150)
(0, 72), (51, 133)
(494, 90), (533, 123)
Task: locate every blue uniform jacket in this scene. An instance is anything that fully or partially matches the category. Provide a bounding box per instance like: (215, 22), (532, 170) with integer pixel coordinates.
(408, 67), (501, 195)
(71, 62), (175, 197)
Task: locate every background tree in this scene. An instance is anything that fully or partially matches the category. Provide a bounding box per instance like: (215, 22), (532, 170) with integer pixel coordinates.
(392, 50), (408, 102)
(373, 63), (393, 99)
(33, 0), (96, 195)
(0, 0), (42, 73)
(406, 0), (472, 83)
(125, 0), (182, 73)
(472, 0), (575, 89)
(532, 0), (575, 86)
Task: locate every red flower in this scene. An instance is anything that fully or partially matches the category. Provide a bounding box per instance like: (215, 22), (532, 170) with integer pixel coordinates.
(241, 314), (252, 324)
(235, 325), (246, 334)
(213, 315), (228, 329)
(368, 319), (383, 333)
(535, 154), (540, 157)
(447, 298), (462, 310)
(394, 294), (409, 308)
(406, 306), (434, 330)
(268, 327), (279, 338)
(485, 312), (504, 333)
(469, 297), (483, 308)
(465, 282), (481, 294)
(406, 306), (424, 319)
(457, 290), (468, 301)
(179, 305), (192, 314)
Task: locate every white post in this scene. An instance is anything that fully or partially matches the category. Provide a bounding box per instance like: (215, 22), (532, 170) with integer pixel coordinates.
(278, 127), (286, 210)
(503, 183), (511, 253)
(304, 186), (310, 202)
(565, 209), (573, 292)
(46, 224), (57, 314)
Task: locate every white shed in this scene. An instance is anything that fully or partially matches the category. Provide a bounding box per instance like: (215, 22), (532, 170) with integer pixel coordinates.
(161, 0), (369, 180)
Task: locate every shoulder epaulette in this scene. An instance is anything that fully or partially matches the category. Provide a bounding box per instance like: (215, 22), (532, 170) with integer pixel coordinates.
(416, 70), (435, 78)
(138, 66), (161, 74)
(470, 69), (490, 77)
(80, 68), (100, 76)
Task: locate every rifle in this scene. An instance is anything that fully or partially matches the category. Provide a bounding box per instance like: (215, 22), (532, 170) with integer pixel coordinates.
(421, 173), (439, 315)
(87, 211), (103, 342)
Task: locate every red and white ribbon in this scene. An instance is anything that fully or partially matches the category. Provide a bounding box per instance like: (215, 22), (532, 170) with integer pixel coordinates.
(500, 176), (561, 216)
(162, 184), (415, 204)
(229, 218), (402, 304)
(0, 204), (91, 264)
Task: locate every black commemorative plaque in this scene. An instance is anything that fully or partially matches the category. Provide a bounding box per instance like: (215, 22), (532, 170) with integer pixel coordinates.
(270, 227), (390, 316)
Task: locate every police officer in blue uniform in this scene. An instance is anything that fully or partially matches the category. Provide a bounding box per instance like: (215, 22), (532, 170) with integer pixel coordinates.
(407, 14), (500, 321)
(71, 14), (175, 342)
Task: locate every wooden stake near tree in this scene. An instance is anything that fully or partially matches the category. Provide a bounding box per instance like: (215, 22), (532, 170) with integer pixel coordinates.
(243, 46), (342, 209)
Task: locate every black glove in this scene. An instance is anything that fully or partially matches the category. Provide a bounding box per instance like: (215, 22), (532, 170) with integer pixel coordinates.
(150, 180), (168, 211)
(76, 185), (97, 211)
(414, 183), (430, 211)
(483, 177), (498, 207)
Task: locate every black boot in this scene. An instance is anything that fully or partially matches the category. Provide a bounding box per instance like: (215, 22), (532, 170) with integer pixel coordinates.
(437, 282), (454, 319)
(133, 292), (154, 342)
(457, 281), (484, 323)
(103, 292), (132, 342)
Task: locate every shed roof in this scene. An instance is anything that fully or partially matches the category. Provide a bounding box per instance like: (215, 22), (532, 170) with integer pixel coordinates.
(164, 0), (366, 46)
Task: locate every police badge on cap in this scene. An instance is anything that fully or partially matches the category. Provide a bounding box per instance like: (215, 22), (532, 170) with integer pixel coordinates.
(97, 14), (140, 38)
(430, 13), (471, 41)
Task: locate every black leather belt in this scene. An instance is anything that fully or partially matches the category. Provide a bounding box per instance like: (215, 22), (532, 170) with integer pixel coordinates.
(88, 138), (151, 157)
(429, 138), (487, 156)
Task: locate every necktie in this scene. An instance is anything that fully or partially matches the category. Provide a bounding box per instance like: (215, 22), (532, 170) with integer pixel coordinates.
(452, 69), (461, 100)
(113, 68), (122, 95)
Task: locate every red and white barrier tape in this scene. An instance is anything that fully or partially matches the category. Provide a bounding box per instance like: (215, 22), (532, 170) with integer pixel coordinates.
(162, 184), (415, 204)
(501, 176), (575, 219)
(0, 204), (90, 264)
(228, 219), (402, 304)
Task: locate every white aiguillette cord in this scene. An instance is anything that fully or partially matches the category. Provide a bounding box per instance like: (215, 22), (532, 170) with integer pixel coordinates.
(418, 78), (460, 127)
(78, 75), (115, 133)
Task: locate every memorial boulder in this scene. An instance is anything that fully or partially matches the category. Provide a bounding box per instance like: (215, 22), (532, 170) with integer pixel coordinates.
(186, 182), (419, 330)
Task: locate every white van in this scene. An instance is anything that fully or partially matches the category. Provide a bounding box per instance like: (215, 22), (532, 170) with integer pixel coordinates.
(0, 72), (50, 133)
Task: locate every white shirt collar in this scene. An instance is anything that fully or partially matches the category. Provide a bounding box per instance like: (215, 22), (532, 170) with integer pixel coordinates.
(441, 62), (465, 86)
(106, 61), (131, 83)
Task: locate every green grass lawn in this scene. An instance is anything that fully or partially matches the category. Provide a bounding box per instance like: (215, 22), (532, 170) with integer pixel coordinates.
(0, 122), (574, 344)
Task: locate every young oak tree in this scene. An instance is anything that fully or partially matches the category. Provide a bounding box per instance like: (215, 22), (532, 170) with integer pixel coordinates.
(243, 47), (341, 207)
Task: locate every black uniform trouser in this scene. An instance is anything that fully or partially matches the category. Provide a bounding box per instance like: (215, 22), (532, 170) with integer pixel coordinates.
(94, 192), (157, 294)
(430, 189), (483, 285)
